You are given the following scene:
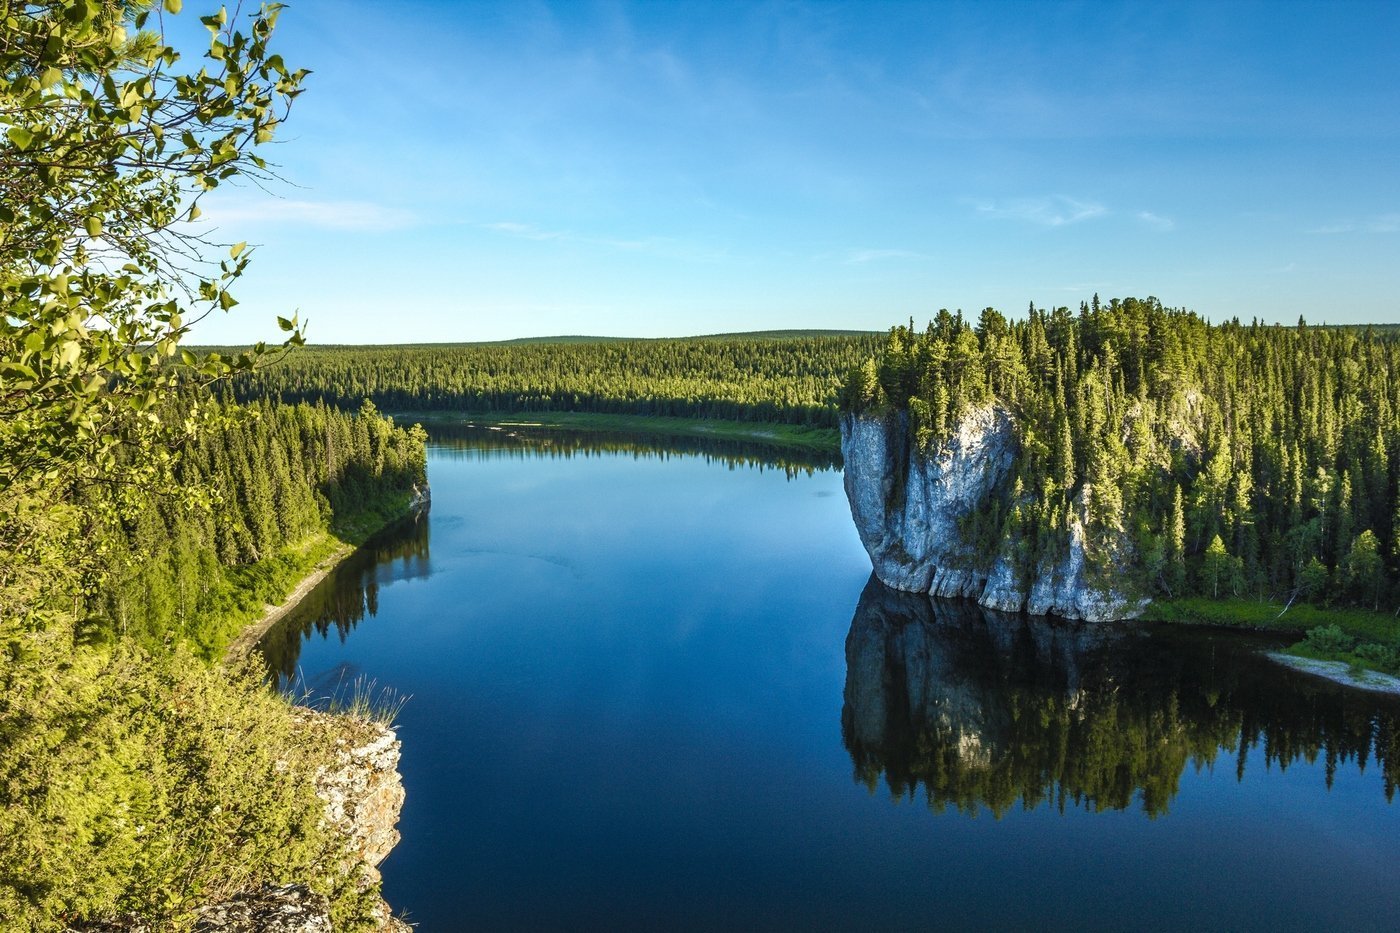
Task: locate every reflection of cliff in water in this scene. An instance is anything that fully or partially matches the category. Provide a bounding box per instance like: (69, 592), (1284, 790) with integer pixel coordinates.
(257, 512), (432, 683)
(843, 576), (1400, 816)
(426, 422), (839, 476)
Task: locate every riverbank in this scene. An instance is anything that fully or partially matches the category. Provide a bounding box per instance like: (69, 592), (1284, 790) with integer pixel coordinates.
(224, 539), (356, 664)
(393, 409), (842, 455)
(1266, 653), (1400, 695)
(224, 487), (428, 665)
(1143, 597), (1400, 686)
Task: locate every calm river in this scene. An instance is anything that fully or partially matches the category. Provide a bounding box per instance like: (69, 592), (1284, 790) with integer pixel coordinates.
(260, 427), (1400, 931)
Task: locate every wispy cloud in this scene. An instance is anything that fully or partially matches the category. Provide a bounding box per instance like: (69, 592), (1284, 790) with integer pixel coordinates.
(843, 248), (927, 264)
(972, 195), (1106, 227)
(202, 198), (417, 231)
(482, 220), (728, 262)
(482, 221), (568, 241)
(1369, 213), (1400, 233)
(1136, 211), (1175, 231)
(1309, 213), (1400, 235)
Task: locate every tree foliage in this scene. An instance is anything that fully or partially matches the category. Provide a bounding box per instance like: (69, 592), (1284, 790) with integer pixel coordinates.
(844, 299), (1400, 612)
(0, 5), (419, 926)
(223, 333), (881, 428)
(0, 0), (307, 497)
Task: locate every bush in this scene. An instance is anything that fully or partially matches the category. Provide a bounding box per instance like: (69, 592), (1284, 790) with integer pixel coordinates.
(0, 647), (376, 930)
(1302, 624), (1356, 654)
(1354, 642), (1400, 675)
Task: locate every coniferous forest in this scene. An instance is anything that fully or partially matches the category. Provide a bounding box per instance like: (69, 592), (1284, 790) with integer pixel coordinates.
(840, 297), (1400, 666)
(223, 332), (879, 427)
(96, 399), (426, 657)
(4, 0), (1400, 926)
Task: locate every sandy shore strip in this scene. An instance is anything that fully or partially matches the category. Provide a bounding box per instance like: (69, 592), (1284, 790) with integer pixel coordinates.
(224, 542), (355, 665)
(1266, 652), (1400, 695)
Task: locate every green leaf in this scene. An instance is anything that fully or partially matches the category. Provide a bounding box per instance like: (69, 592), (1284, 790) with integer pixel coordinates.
(218, 290), (237, 310)
(7, 127), (35, 150)
(56, 341), (81, 368)
(84, 216), (102, 238)
(230, 241), (247, 258)
(165, 0), (183, 12)
(277, 315), (295, 331)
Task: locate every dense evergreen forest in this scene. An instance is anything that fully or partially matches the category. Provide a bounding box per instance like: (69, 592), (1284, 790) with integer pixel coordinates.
(841, 297), (1400, 661)
(222, 333), (880, 427)
(1, 396), (427, 927)
(0, 2), (435, 926)
(97, 399), (427, 658)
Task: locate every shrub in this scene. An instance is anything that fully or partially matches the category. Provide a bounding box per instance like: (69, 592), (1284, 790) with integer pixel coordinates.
(1302, 624), (1356, 654)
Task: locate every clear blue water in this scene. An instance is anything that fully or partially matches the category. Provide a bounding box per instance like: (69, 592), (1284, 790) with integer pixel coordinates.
(262, 429), (1400, 931)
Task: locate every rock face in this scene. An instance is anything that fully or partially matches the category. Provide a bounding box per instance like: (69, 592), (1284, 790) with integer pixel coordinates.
(314, 716), (408, 895)
(841, 406), (1147, 622)
(192, 714), (410, 933)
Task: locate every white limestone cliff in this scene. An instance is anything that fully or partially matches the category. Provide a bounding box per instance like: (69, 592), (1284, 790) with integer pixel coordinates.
(840, 405), (1147, 622)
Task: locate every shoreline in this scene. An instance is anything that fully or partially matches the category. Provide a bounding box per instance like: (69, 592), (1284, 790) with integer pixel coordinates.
(390, 409), (843, 455)
(224, 541), (356, 664)
(224, 489), (430, 666)
(1265, 652), (1400, 695)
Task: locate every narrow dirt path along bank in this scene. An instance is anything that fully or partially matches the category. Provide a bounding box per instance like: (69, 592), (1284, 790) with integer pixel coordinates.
(224, 486), (431, 665)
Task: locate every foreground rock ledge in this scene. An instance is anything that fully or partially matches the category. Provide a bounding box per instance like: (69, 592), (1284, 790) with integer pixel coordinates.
(85, 710), (410, 933)
(199, 710), (410, 932)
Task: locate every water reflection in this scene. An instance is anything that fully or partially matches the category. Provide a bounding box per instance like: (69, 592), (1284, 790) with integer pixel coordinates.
(426, 421), (839, 475)
(258, 423), (835, 681)
(843, 576), (1400, 815)
(258, 511), (431, 682)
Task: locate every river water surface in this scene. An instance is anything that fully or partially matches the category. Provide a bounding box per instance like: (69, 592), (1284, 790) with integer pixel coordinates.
(260, 427), (1400, 931)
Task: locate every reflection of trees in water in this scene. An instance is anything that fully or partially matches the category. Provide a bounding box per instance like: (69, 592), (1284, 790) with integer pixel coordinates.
(257, 513), (431, 683)
(426, 423), (839, 476)
(843, 577), (1400, 817)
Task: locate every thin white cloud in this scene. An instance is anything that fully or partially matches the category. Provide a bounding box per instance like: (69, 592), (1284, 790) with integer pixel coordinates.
(482, 221), (568, 240)
(1308, 213), (1399, 235)
(843, 248), (927, 264)
(1136, 211), (1175, 231)
(202, 198), (416, 231)
(483, 221), (727, 262)
(973, 195), (1106, 227)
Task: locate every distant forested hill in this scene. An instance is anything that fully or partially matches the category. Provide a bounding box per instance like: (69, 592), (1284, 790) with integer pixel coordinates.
(841, 297), (1400, 627)
(217, 333), (881, 427)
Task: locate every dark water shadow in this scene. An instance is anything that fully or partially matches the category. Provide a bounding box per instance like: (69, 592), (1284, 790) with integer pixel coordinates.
(843, 576), (1400, 815)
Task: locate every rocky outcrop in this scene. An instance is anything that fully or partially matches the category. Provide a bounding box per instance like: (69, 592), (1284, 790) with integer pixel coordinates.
(193, 885), (334, 933)
(191, 714), (410, 933)
(313, 716), (408, 897)
(841, 405), (1147, 622)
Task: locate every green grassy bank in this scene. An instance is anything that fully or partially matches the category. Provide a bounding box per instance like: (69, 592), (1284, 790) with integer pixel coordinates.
(1144, 597), (1400, 677)
(190, 488), (418, 661)
(398, 410), (843, 455)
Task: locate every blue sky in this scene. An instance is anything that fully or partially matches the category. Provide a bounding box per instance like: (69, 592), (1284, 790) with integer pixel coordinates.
(186, 0), (1400, 344)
